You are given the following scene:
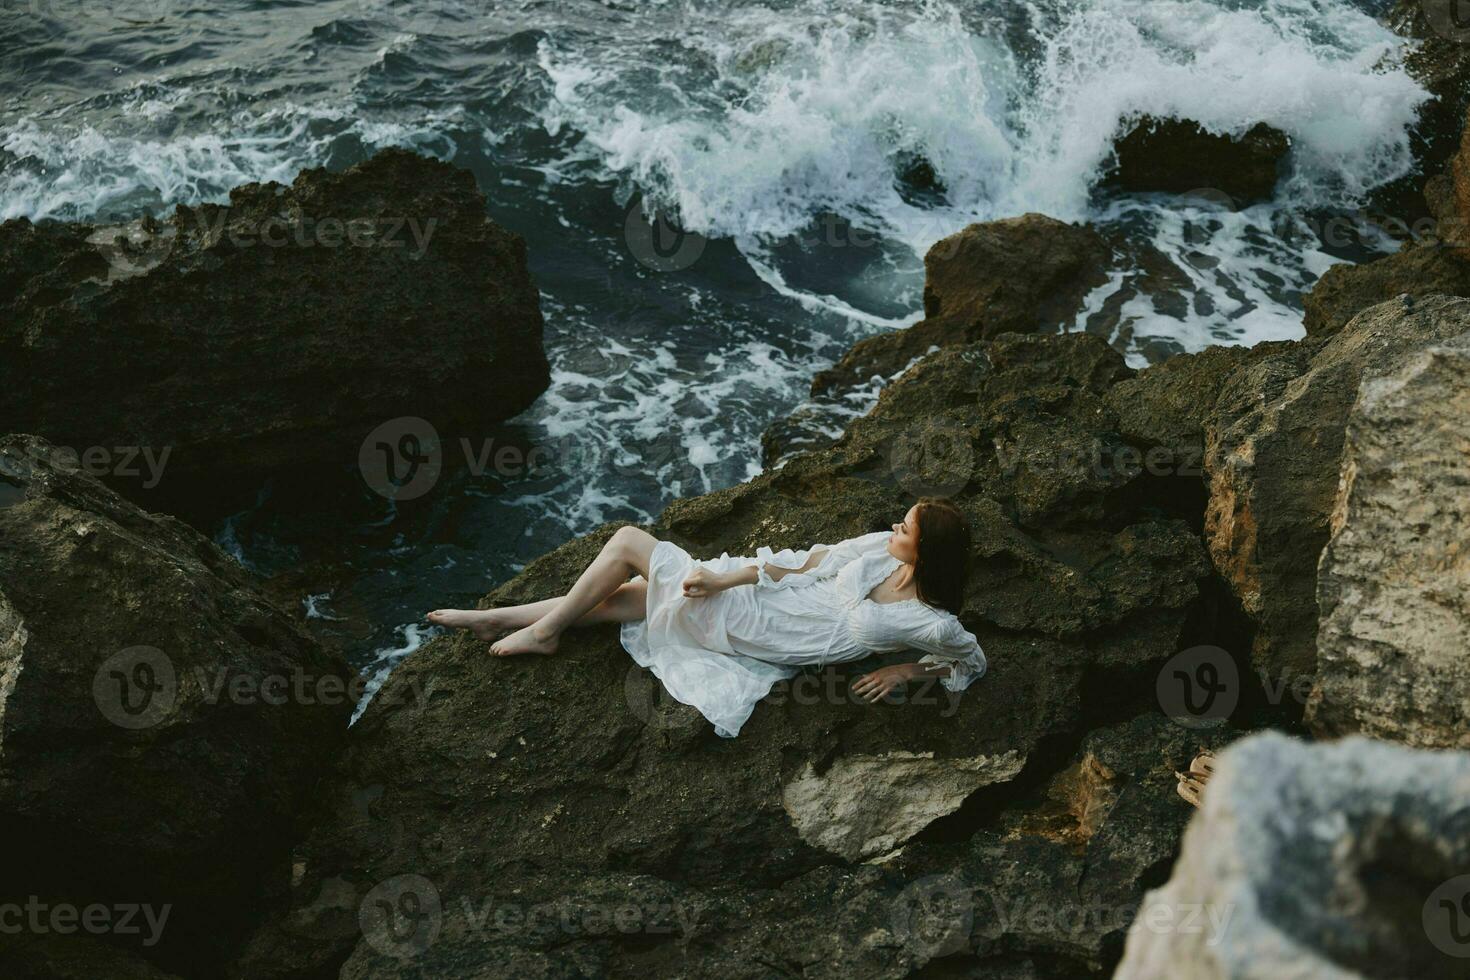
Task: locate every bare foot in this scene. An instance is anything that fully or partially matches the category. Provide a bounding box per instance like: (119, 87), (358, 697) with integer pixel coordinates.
(426, 608), (513, 641)
(489, 622), (560, 657)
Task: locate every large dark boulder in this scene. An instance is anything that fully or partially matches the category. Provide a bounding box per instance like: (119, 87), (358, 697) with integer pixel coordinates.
(1106, 118), (1289, 203)
(0, 434), (354, 976)
(228, 330), (1217, 978)
(0, 149), (548, 514)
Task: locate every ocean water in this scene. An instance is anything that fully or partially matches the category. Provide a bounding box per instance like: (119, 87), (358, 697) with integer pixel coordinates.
(0, 0), (1427, 686)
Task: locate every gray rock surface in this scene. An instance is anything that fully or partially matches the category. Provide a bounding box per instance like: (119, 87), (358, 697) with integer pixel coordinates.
(1306, 331), (1470, 747)
(1114, 732), (1470, 980)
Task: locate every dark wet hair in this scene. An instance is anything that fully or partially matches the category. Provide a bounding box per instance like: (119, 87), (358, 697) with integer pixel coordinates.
(913, 498), (971, 616)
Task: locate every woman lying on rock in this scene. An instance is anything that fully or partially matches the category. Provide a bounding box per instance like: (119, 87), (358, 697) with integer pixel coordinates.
(427, 498), (987, 736)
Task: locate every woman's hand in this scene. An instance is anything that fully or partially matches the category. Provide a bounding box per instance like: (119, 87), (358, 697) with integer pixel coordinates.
(681, 568), (735, 599)
(851, 664), (924, 703)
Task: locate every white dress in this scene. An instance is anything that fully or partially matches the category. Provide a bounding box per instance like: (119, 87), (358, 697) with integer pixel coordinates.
(620, 530), (987, 737)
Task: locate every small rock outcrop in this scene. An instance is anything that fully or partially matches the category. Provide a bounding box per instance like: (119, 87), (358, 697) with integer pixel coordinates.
(1302, 243), (1470, 337)
(0, 435), (353, 975)
(0, 149), (548, 513)
(809, 215), (1113, 398)
(1306, 331), (1470, 748)
(1106, 118), (1289, 203)
(1114, 732), (1470, 979)
(1203, 294), (1470, 689)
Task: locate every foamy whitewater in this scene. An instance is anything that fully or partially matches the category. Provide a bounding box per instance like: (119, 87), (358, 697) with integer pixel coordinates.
(0, 0), (1427, 679)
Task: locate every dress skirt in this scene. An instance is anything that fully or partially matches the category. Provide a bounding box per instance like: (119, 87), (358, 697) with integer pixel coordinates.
(620, 540), (803, 738)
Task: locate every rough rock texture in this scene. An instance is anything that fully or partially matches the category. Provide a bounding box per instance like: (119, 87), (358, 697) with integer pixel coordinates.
(0, 435), (353, 975)
(1203, 294), (1470, 687)
(1302, 243), (1470, 337)
(1306, 332), (1470, 748)
(1373, 3), (1470, 224)
(1107, 118), (1289, 203)
(0, 149), (548, 512)
(809, 215), (1112, 399)
(227, 330), (1217, 978)
(1114, 732), (1470, 980)
(781, 750), (1025, 861)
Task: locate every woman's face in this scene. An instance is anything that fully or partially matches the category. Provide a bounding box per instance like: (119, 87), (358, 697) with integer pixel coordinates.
(888, 505), (922, 564)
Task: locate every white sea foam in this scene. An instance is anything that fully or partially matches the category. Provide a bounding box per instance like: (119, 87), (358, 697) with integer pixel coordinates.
(0, 100), (463, 221)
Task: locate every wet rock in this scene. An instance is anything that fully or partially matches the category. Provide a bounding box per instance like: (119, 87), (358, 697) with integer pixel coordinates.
(1203, 294), (1470, 688)
(0, 149), (548, 516)
(1114, 731), (1470, 979)
(229, 331), (1214, 977)
(1106, 118), (1289, 203)
(1377, 2), (1470, 223)
(0, 434), (353, 975)
(1306, 332), (1470, 748)
(809, 215), (1113, 399)
(1302, 242), (1470, 337)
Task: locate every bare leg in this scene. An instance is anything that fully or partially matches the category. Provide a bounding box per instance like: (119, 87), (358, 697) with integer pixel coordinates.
(490, 527), (657, 656)
(427, 582), (647, 640)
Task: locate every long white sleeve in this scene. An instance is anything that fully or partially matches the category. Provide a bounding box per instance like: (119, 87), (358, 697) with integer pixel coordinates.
(911, 616), (987, 692)
(753, 530), (892, 591)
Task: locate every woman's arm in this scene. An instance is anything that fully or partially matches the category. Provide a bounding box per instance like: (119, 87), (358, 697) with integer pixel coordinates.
(851, 662), (953, 703)
(681, 549), (829, 597)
